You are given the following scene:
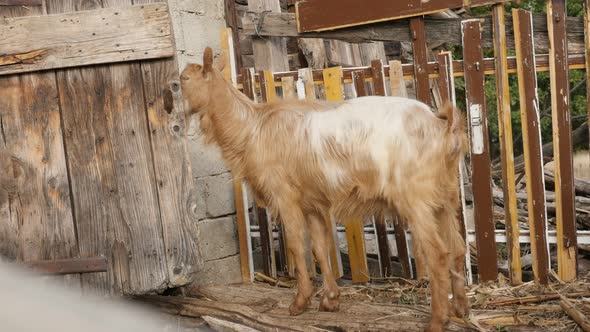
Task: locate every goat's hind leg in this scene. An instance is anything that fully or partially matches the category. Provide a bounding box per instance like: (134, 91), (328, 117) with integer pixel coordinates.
(307, 213), (340, 312)
(438, 207), (469, 318)
(403, 205), (450, 332)
(279, 204), (314, 315)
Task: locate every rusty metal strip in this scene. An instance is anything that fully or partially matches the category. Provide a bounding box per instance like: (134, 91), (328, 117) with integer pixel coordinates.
(492, 4), (523, 286)
(462, 19), (498, 282)
(23, 257), (108, 275)
(513, 8), (550, 285)
(410, 16), (432, 107)
(547, 0), (578, 282)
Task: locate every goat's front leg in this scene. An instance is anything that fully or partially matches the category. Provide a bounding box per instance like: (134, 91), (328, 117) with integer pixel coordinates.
(279, 204), (313, 315)
(307, 213), (340, 312)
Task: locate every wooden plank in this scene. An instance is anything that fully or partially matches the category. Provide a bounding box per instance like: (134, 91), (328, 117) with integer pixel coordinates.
(323, 67), (344, 101)
(547, 0), (578, 282)
(492, 4), (522, 285)
(0, 0), (41, 5)
(248, 0), (289, 71)
(352, 70), (367, 96)
(297, 67), (317, 100)
(513, 8), (550, 285)
(280, 76), (297, 99)
(0, 3), (173, 76)
(437, 50), (473, 284)
(586, 0), (590, 149)
(0, 4), (79, 292)
(388, 60), (408, 97)
(410, 17), (432, 107)
(223, 0), (242, 70)
(462, 19), (498, 282)
(257, 69), (278, 279)
(243, 12), (588, 54)
(235, 68), (257, 283)
(294, 0), (509, 32)
(24, 257), (108, 275)
(134, 0), (204, 286)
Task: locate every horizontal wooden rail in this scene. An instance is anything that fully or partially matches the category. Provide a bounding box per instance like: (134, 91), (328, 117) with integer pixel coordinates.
(23, 257), (108, 275)
(236, 53), (587, 87)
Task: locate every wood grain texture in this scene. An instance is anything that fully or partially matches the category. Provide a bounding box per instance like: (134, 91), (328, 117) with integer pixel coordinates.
(410, 17), (432, 107)
(47, 0), (171, 294)
(242, 12), (587, 54)
(513, 8), (550, 285)
(547, 0), (578, 282)
(586, 0), (590, 149)
(0, 0), (41, 5)
(0, 3), (173, 76)
(248, 0), (288, 71)
(492, 4), (522, 285)
(462, 19), (498, 282)
(0, 4), (79, 289)
(294, 0), (509, 32)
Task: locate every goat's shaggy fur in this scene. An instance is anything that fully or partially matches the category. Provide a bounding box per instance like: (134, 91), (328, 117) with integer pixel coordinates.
(181, 47), (470, 332)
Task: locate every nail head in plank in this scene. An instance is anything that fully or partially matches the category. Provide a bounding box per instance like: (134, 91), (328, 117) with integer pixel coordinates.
(513, 8), (550, 285)
(547, 0), (578, 281)
(462, 18), (499, 282)
(492, 4), (523, 285)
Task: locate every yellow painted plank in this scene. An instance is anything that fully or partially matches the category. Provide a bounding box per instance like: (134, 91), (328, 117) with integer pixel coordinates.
(322, 66), (344, 102)
(345, 218), (369, 283)
(262, 70), (277, 102)
(492, 4), (522, 285)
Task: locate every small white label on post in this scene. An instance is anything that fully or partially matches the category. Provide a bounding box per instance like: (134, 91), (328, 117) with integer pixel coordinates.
(470, 104), (484, 155)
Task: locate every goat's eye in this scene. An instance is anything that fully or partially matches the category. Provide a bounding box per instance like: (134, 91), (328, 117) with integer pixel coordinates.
(180, 75), (190, 81)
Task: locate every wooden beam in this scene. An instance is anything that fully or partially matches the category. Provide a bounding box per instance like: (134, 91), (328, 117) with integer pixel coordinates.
(462, 19), (498, 282)
(492, 4), (522, 286)
(24, 257), (108, 275)
(513, 8), (550, 285)
(547, 0), (578, 282)
(0, 0), (40, 5)
(294, 0), (509, 32)
(223, 0), (242, 70)
(0, 3), (173, 76)
(410, 17), (432, 107)
(243, 12), (587, 54)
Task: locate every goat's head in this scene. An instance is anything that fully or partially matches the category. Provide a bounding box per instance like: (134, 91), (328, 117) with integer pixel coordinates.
(180, 47), (226, 118)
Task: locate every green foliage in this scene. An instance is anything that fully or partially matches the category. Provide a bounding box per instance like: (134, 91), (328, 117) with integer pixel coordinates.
(448, 0), (588, 160)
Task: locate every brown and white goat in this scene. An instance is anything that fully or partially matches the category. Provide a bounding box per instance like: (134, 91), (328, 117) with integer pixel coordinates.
(181, 47), (469, 332)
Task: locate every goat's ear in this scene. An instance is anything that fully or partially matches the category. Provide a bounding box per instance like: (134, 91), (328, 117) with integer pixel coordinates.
(203, 47), (214, 73)
(213, 49), (228, 72)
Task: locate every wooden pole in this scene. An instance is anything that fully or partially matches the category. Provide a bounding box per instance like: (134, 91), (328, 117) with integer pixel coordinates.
(410, 16), (432, 107)
(513, 8), (550, 285)
(492, 3), (522, 285)
(547, 0), (578, 282)
(462, 19), (498, 282)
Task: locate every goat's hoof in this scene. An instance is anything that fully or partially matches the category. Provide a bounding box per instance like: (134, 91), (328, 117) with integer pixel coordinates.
(451, 300), (470, 318)
(319, 294), (340, 312)
(289, 302), (306, 316)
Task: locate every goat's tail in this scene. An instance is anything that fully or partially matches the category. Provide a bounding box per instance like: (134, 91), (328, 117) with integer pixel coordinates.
(436, 101), (468, 159)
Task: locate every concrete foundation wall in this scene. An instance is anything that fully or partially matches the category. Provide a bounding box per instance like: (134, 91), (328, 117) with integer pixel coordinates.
(168, 0), (243, 285)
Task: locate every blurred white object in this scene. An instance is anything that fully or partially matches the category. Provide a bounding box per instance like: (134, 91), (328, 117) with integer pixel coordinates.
(0, 260), (170, 332)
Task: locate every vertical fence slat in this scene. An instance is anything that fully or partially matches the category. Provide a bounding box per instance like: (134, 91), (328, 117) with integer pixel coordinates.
(325, 66), (368, 283)
(319, 67), (345, 280)
(298, 67), (317, 101)
(513, 8), (550, 285)
(586, 0), (590, 149)
(389, 60), (408, 97)
(257, 70), (278, 278)
(462, 19), (499, 282)
(235, 67), (256, 282)
(410, 16), (432, 107)
(492, 4), (523, 285)
(547, 0), (578, 282)
(352, 70), (367, 97)
(437, 50), (473, 285)
(281, 76), (297, 99)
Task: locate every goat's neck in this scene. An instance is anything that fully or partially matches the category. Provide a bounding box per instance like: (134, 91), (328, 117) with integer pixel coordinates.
(207, 80), (258, 174)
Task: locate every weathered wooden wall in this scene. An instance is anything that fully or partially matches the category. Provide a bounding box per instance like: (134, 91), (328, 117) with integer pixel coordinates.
(0, 1), (202, 295)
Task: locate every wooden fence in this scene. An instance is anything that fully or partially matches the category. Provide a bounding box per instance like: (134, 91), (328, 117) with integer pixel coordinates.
(223, 0), (590, 287)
